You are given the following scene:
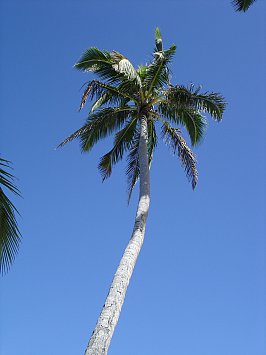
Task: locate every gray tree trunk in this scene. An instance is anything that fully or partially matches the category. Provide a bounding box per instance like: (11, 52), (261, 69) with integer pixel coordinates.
(85, 116), (150, 355)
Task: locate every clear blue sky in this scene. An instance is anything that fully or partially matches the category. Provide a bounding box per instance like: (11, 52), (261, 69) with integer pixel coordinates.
(1, 1), (265, 354)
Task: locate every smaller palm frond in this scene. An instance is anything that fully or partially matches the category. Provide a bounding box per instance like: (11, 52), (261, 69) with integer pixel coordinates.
(147, 119), (157, 166)
(154, 27), (163, 52)
(165, 84), (226, 121)
(79, 80), (136, 111)
(98, 118), (138, 180)
(75, 47), (141, 86)
(0, 158), (21, 275)
(126, 131), (140, 203)
(232, 0), (256, 11)
(90, 94), (130, 113)
(158, 104), (207, 146)
(144, 44), (176, 93)
(162, 122), (198, 189)
(58, 107), (135, 151)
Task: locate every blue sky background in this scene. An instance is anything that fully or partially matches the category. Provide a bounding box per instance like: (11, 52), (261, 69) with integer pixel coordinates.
(1, 1), (265, 354)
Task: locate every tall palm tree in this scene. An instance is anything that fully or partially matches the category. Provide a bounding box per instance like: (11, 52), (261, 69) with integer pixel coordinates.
(0, 157), (21, 274)
(232, 0), (256, 11)
(59, 28), (226, 354)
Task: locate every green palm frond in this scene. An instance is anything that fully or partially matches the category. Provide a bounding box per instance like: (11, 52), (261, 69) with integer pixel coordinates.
(0, 158), (21, 275)
(144, 44), (176, 94)
(75, 47), (141, 86)
(155, 27), (163, 52)
(176, 110), (206, 146)
(126, 131), (140, 203)
(232, 0), (256, 11)
(58, 107), (135, 151)
(165, 85), (226, 121)
(147, 120), (157, 165)
(158, 104), (207, 146)
(98, 118), (138, 180)
(0, 159), (20, 196)
(79, 80), (136, 111)
(161, 123), (198, 189)
(90, 93), (130, 113)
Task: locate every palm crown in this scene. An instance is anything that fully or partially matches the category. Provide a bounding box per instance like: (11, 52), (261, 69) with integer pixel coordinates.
(59, 28), (226, 200)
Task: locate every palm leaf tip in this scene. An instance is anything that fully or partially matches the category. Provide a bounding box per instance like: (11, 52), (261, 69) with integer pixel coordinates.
(155, 27), (163, 52)
(0, 189), (21, 275)
(0, 159), (21, 275)
(232, 0), (256, 11)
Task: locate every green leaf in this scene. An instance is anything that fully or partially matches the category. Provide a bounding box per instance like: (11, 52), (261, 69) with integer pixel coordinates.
(126, 130), (140, 203)
(144, 45), (176, 94)
(158, 104), (207, 146)
(155, 27), (163, 52)
(161, 122), (198, 189)
(0, 158), (21, 275)
(165, 85), (226, 121)
(75, 47), (141, 87)
(0, 158), (20, 196)
(79, 80), (136, 111)
(58, 107), (136, 151)
(147, 119), (157, 166)
(98, 118), (138, 180)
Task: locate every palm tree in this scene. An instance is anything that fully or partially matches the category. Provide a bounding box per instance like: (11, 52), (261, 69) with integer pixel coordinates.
(0, 157), (21, 274)
(59, 28), (226, 354)
(232, 0), (256, 11)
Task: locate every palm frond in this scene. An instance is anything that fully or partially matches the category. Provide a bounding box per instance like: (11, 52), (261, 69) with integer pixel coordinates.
(144, 45), (176, 94)
(75, 47), (141, 87)
(98, 118), (138, 180)
(0, 159), (20, 196)
(165, 84), (226, 121)
(158, 104), (207, 146)
(0, 159), (21, 274)
(90, 94), (130, 113)
(147, 119), (157, 166)
(58, 107), (136, 151)
(161, 122), (198, 189)
(232, 0), (256, 11)
(110, 51), (142, 86)
(126, 130), (140, 203)
(79, 80), (136, 111)
(154, 27), (163, 52)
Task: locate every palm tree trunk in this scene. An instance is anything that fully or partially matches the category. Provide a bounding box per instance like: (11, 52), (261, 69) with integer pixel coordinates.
(85, 116), (150, 355)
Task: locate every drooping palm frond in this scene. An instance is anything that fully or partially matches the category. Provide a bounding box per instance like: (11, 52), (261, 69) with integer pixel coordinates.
(232, 0), (256, 11)
(165, 85), (226, 121)
(0, 158), (21, 275)
(161, 123), (198, 189)
(158, 103), (207, 146)
(126, 131), (140, 203)
(147, 119), (157, 165)
(0, 159), (20, 195)
(98, 118), (138, 180)
(58, 107), (136, 151)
